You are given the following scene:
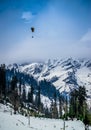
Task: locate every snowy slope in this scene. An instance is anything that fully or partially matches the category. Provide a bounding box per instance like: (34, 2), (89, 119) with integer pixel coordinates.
(0, 103), (89, 130)
(18, 58), (91, 93)
(7, 58), (91, 107)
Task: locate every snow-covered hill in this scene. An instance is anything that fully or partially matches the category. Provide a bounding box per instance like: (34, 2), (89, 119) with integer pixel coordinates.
(7, 58), (91, 108)
(0, 103), (89, 130)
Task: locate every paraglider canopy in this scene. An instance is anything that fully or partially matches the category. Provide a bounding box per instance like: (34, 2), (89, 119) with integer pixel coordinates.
(31, 27), (34, 32)
(31, 27), (35, 38)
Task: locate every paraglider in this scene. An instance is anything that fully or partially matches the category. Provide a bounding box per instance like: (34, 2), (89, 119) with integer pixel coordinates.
(31, 27), (35, 38)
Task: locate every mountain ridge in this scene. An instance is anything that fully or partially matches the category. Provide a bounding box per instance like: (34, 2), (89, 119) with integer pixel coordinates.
(7, 58), (91, 108)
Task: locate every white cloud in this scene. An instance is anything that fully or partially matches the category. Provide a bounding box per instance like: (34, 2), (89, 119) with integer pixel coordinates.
(79, 29), (91, 48)
(80, 29), (91, 42)
(21, 11), (34, 21)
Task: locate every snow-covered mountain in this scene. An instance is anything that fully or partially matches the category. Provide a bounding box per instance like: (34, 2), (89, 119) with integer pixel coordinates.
(8, 58), (91, 107)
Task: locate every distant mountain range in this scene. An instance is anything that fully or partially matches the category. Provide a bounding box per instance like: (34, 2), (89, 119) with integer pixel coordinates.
(7, 58), (91, 108)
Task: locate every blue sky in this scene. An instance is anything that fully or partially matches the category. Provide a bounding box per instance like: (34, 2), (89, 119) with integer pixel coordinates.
(0, 0), (91, 63)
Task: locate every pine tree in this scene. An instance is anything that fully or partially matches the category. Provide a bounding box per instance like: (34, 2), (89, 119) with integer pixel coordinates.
(28, 90), (31, 103)
(0, 64), (6, 97)
(65, 95), (68, 120)
(69, 89), (78, 118)
(10, 75), (20, 114)
(10, 75), (18, 91)
(30, 86), (34, 103)
(44, 106), (50, 118)
(53, 92), (58, 118)
(53, 101), (58, 119)
(34, 85), (41, 114)
(50, 100), (54, 118)
(59, 96), (62, 118)
(13, 88), (19, 114)
(37, 86), (41, 110)
(69, 86), (87, 120)
(27, 86), (34, 103)
(22, 88), (26, 102)
(19, 77), (22, 96)
(50, 99), (58, 119)
(78, 86), (87, 120)
(0, 66), (2, 96)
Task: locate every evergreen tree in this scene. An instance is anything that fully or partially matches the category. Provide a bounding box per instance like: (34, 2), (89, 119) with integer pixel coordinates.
(37, 86), (41, 110)
(22, 88), (26, 102)
(0, 64), (6, 96)
(53, 101), (58, 118)
(39, 102), (44, 113)
(10, 75), (18, 91)
(50, 100), (54, 118)
(50, 100), (58, 119)
(13, 88), (19, 114)
(0, 66), (2, 96)
(78, 86), (87, 119)
(53, 92), (58, 118)
(28, 89), (31, 103)
(44, 106), (50, 118)
(69, 89), (79, 118)
(64, 95), (68, 120)
(59, 96), (62, 118)
(10, 75), (19, 114)
(27, 86), (34, 103)
(34, 85), (41, 112)
(69, 86), (87, 120)
(30, 86), (34, 103)
(19, 77), (22, 95)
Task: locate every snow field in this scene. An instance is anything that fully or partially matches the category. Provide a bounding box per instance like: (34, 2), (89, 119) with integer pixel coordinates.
(0, 104), (86, 130)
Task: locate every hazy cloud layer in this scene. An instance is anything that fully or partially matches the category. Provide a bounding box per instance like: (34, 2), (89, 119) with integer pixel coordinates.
(80, 29), (91, 43)
(2, 29), (91, 64)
